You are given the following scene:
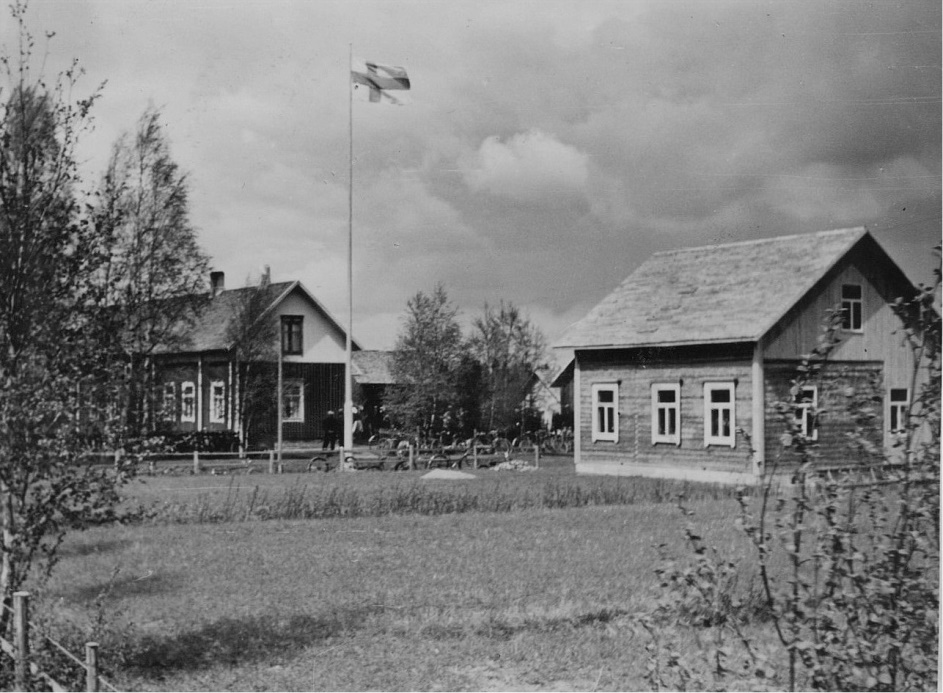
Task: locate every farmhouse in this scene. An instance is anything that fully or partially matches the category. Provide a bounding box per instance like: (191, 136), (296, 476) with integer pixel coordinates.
(153, 269), (362, 448)
(554, 227), (924, 483)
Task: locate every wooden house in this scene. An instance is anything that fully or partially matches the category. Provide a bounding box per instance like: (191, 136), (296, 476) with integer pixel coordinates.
(154, 269), (359, 447)
(554, 227), (926, 483)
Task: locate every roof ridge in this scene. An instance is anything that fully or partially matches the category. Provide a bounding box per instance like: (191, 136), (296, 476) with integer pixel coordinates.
(648, 226), (867, 258)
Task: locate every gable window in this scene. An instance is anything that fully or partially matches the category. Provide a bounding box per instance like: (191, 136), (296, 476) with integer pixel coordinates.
(161, 383), (176, 422)
(651, 383), (681, 445)
(889, 388), (909, 435)
(181, 381), (196, 423)
(283, 380), (304, 422)
(281, 315), (304, 355)
(794, 386), (818, 440)
(704, 382), (735, 447)
(210, 380), (226, 424)
(591, 383), (618, 442)
(841, 284), (863, 332)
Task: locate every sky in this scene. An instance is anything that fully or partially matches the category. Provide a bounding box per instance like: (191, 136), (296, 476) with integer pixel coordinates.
(6, 0), (941, 354)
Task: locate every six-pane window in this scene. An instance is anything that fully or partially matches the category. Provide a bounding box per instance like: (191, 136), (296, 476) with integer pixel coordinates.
(794, 386), (818, 440)
(283, 380), (304, 422)
(161, 383), (176, 422)
(704, 382), (736, 447)
(210, 380), (226, 424)
(181, 381), (196, 422)
(651, 383), (681, 445)
(889, 388), (909, 435)
(841, 284), (863, 331)
(591, 383), (618, 442)
(281, 315), (304, 355)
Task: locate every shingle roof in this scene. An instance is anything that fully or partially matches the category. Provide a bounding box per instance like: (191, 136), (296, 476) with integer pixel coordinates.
(555, 227), (871, 349)
(352, 350), (396, 385)
(156, 280), (357, 354)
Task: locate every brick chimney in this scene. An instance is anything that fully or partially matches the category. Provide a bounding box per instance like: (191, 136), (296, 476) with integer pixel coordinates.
(260, 265), (271, 288)
(210, 271), (225, 297)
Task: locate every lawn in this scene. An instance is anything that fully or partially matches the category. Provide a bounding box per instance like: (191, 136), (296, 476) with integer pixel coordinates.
(44, 496), (759, 691)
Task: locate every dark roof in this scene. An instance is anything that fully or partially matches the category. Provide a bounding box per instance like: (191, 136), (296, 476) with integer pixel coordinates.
(156, 280), (358, 354)
(352, 350), (396, 385)
(555, 227), (899, 350)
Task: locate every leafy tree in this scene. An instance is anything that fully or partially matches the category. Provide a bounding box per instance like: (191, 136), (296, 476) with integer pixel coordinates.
(469, 301), (547, 435)
(385, 284), (464, 438)
(94, 106), (210, 437)
(0, 3), (133, 627)
(226, 279), (278, 451)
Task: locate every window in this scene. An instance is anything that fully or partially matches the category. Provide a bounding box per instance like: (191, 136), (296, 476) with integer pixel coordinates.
(841, 284), (863, 332)
(889, 388), (909, 435)
(283, 380), (304, 422)
(651, 383), (681, 445)
(210, 380), (226, 424)
(161, 383), (176, 422)
(704, 382), (735, 447)
(181, 381), (196, 423)
(794, 386), (818, 440)
(281, 315), (304, 355)
(591, 383), (618, 442)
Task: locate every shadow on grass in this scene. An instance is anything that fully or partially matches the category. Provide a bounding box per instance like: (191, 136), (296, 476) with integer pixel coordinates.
(68, 569), (184, 602)
(127, 606), (383, 676)
(58, 538), (133, 559)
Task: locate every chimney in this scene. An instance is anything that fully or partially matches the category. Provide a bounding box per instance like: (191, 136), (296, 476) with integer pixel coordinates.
(210, 271), (225, 297)
(260, 265), (271, 288)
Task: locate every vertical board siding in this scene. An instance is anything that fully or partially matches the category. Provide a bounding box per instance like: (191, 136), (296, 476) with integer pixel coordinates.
(763, 259), (917, 389)
(577, 352), (754, 473)
(763, 360), (884, 469)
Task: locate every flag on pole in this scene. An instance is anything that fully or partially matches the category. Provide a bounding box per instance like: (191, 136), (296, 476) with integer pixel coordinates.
(351, 61), (411, 104)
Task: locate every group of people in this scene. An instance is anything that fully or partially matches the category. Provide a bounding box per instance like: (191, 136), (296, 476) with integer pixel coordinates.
(320, 407), (364, 450)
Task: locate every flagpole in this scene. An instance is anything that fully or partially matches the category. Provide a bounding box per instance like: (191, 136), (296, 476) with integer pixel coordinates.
(344, 43), (354, 453)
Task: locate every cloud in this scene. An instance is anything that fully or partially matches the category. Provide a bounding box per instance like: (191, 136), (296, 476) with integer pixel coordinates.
(462, 129), (590, 204)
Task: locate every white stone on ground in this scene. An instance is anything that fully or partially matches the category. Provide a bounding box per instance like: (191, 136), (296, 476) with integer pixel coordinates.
(420, 469), (477, 480)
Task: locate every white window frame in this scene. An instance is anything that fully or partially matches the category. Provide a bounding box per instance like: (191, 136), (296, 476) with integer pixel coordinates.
(591, 383), (619, 443)
(841, 283), (863, 332)
(181, 381), (196, 423)
(210, 380), (226, 424)
(888, 387), (909, 436)
(283, 380), (304, 423)
(703, 382), (736, 447)
(161, 382), (176, 422)
(651, 383), (681, 445)
(794, 386), (818, 440)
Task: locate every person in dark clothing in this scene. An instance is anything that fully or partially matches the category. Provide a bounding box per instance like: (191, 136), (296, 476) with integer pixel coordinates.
(322, 410), (338, 450)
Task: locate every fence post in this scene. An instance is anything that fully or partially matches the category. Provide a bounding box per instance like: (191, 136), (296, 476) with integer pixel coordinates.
(85, 642), (99, 692)
(408, 445), (415, 471)
(13, 591), (29, 691)
(192, 450), (201, 474)
(534, 441), (540, 468)
(268, 450), (275, 474)
(473, 431), (479, 469)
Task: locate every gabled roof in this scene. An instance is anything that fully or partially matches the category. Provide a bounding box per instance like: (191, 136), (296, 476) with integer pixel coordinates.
(157, 280), (359, 354)
(352, 350), (396, 385)
(555, 227), (902, 350)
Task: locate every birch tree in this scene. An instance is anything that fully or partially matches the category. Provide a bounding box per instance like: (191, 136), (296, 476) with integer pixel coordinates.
(95, 106), (210, 437)
(0, 3), (131, 626)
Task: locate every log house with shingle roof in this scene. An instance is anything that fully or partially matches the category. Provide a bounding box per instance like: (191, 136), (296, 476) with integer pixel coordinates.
(154, 269), (361, 447)
(555, 227), (925, 483)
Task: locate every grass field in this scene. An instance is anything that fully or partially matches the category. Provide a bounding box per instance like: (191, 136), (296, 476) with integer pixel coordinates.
(37, 464), (775, 691)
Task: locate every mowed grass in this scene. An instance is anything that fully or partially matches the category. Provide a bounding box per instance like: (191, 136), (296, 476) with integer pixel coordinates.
(36, 464), (781, 691)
